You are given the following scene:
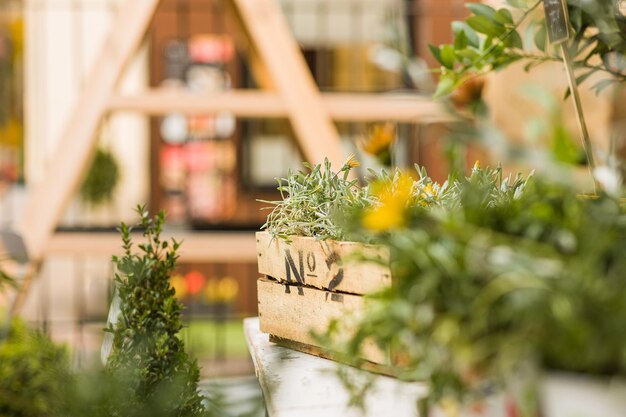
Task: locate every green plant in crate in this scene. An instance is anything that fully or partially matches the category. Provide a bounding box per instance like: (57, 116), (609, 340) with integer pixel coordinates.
(430, 0), (626, 99)
(260, 156), (370, 242)
(105, 206), (210, 417)
(261, 157), (533, 243)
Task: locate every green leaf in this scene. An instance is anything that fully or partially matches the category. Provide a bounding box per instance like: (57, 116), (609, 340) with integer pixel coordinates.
(452, 21), (480, 47)
(483, 36), (494, 50)
(456, 48), (480, 62)
(534, 26), (547, 52)
(570, 69), (597, 94)
(523, 60), (543, 72)
(429, 44), (444, 66)
(467, 3), (497, 20)
(434, 76), (456, 98)
(506, 30), (524, 49)
(494, 9), (514, 25)
(441, 45), (456, 69)
(552, 125), (584, 165)
(592, 78), (616, 95)
(467, 16), (504, 37)
(569, 7), (583, 32)
(454, 29), (468, 50)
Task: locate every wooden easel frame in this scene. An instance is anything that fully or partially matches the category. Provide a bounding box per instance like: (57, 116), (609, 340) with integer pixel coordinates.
(17, 0), (448, 266)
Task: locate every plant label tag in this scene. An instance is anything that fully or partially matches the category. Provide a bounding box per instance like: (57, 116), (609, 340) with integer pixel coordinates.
(543, 0), (571, 44)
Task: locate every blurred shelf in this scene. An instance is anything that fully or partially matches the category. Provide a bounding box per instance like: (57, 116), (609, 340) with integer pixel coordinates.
(108, 89), (452, 123)
(46, 231), (257, 262)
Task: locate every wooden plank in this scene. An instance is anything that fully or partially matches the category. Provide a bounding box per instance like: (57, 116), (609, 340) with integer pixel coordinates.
(256, 231), (391, 295)
(17, 0), (160, 261)
(108, 90), (452, 123)
(46, 231), (257, 262)
(269, 335), (399, 378)
(323, 93), (452, 123)
(244, 317), (429, 417)
(108, 90), (286, 117)
(257, 277), (386, 364)
(233, 0), (344, 168)
(223, 0), (276, 91)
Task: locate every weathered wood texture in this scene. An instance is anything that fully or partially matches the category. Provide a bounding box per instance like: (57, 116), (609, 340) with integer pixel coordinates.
(257, 277), (386, 364)
(256, 232), (391, 295)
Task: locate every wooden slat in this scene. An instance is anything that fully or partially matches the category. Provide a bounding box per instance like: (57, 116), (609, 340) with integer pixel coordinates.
(256, 231), (391, 295)
(233, 0), (344, 168)
(108, 90), (287, 117)
(257, 277), (386, 364)
(224, 0), (276, 91)
(46, 232), (257, 262)
(108, 90), (452, 123)
(17, 0), (160, 261)
(323, 93), (452, 123)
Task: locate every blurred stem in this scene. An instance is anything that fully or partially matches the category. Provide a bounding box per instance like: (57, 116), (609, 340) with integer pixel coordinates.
(514, 53), (626, 80)
(561, 44), (599, 193)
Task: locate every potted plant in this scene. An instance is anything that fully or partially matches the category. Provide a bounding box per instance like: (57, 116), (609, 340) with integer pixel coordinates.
(256, 157), (393, 367)
(256, 156), (534, 374)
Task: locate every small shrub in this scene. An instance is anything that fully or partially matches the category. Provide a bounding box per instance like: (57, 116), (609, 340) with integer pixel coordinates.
(105, 207), (209, 417)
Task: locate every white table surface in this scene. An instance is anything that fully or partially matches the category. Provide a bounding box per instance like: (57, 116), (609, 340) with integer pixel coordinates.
(243, 317), (428, 417)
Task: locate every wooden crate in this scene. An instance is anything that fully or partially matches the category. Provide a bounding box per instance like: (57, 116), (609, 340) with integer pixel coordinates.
(257, 277), (389, 366)
(256, 231), (391, 295)
(256, 233), (397, 371)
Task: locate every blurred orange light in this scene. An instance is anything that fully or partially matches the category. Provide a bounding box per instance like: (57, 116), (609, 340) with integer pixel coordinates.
(184, 270), (206, 295)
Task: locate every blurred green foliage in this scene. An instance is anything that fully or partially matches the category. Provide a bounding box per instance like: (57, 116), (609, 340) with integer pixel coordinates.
(0, 212), (228, 417)
(0, 318), (71, 417)
(183, 319), (250, 359)
(80, 148), (120, 206)
(324, 166), (626, 411)
(430, 0), (626, 99)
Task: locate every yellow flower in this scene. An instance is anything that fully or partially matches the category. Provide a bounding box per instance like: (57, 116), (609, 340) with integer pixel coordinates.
(343, 154), (361, 169)
(439, 397), (460, 417)
(472, 160), (481, 172)
(421, 183), (436, 198)
(415, 182), (441, 207)
(362, 172), (414, 232)
(361, 123), (395, 156)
